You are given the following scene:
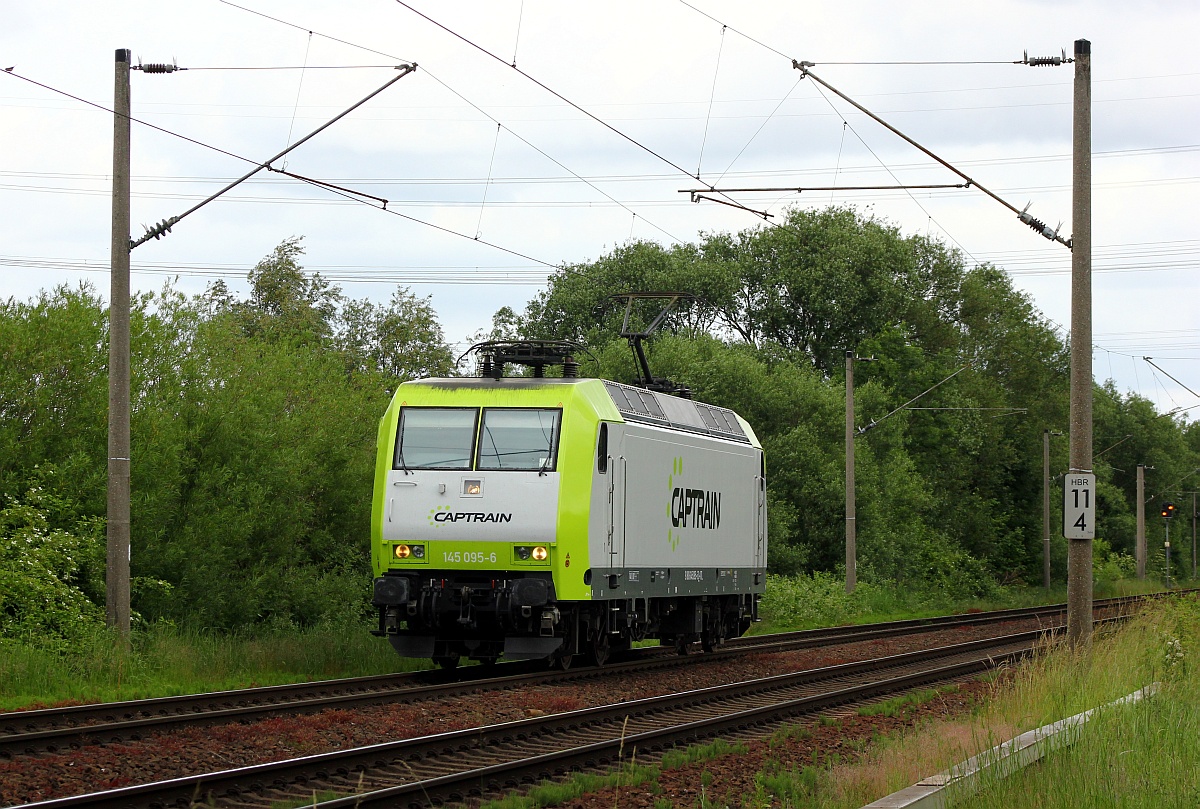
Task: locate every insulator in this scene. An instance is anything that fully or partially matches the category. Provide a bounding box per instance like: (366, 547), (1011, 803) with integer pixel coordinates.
(562, 359), (580, 378)
(139, 63), (179, 73)
(480, 356), (493, 378)
(1027, 56), (1062, 67)
(1018, 211), (1056, 240)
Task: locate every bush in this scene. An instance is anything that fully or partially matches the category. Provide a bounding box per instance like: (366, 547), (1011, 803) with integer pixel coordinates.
(0, 472), (105, 647)
(761, 572), (888, 629)
(1092, 537), (1136, 591)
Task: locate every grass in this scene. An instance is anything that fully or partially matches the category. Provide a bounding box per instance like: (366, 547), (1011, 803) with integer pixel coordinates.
(953, 594), (1200, 808)
(754, 571), (1175, 635)
(738, 592), (1200, 808)
(0, 619), (422, 711)
(856, 685), (959, 718)
(470, 588), (1199, 809)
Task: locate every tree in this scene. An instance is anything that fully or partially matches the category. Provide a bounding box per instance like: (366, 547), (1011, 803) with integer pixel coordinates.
(493, 205), (1134, 591)
(337, 289), (454, 381)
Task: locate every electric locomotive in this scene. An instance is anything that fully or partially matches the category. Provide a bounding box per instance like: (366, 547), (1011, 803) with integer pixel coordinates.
(370, 334), (766, 668)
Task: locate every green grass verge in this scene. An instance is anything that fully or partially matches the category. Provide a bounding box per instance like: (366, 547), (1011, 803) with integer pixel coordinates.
(741, 593), (1200, 808)
(857, 685), (959, 719)
(755, 572), (1175, 634)
(952, 594), (1200, 808)
(0, 620), (422, 711)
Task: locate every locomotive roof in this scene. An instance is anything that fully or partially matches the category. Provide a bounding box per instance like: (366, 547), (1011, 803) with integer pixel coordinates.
(401, 377), (758, 446)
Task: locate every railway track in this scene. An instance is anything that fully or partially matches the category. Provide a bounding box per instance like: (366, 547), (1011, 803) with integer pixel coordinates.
(0, 596), (1144, 760)
(18, 622), (1086, 809)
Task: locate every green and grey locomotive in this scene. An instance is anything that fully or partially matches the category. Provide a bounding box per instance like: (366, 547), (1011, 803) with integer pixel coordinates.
(370, 341), (766, 668)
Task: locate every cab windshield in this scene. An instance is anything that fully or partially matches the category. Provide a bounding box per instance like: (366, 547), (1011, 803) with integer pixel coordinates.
(393, 406), (561, 471)
(477, 408), (561, 471)
(394, 408), (476, 470)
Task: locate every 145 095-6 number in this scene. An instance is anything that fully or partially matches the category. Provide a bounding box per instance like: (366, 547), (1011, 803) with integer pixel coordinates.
(443, 551), (498, 564)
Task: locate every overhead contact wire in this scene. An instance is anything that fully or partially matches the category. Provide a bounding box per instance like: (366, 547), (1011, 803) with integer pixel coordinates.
(0, 69), (256, 167)
(417, 66), (685, 243)
(392, 0), (769, 217)
(280, 30), (314, 172)
(713, 76), (804, 186)
(796, 63), (1071, 249)
(696, 25), (727, 178)
(392, 0), (699, 182)
(218, 0), (412, 62)
(216, 0), (688, 245)
(476, 123), (502, 239)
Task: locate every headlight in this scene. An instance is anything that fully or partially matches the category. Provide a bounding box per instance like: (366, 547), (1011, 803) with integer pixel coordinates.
(411, 544), (425, 558)
(515, 545), (532, 560)
(394, 544), (411, 559)
(531, 546), (549, 561)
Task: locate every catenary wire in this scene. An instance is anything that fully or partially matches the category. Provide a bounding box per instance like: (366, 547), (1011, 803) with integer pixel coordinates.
(212, 0), (688, 244)
(392, 0), (701, 183)
(2, 64), (567, 269)
(695, 24), (727, 178)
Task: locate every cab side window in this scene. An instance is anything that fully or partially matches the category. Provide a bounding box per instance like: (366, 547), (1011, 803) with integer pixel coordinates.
(596, 423), (609, 473)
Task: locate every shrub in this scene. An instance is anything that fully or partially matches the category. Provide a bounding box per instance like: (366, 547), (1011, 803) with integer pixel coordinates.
(0, 474), (105, 647)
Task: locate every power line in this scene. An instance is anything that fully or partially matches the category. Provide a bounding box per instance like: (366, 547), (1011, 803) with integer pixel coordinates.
(213, 0), (689, 245)
(389, 0), (768, 219)
(414, 66), (687, 244)
(2, 142), (1195, 185)
(392, 1), (699, 182)
(129, 65), (419, 248)
(2, 62), (571, 269)
(0, 254), (551, 285)
(217, 0), (414, 62)
(0, 68), (256, 166)
(801, 74), (981, 262)
(184, 65), (398, 70)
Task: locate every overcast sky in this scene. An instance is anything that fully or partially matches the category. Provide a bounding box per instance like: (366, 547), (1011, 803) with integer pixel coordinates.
(3, 1), (1199, 418)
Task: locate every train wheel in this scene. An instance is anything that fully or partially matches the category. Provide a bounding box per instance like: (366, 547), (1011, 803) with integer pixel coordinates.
(555, 651), (575, 670)
(701, 623), (724, 653)
(433, 655), (459, 670)
(589, 630), (611, 667)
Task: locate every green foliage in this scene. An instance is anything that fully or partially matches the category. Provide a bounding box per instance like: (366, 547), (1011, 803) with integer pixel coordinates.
(0, 469), (105, 645)
(2, 207), (1195, 651)
(506, 204), (1187, 597)
(760, 572), (887, 628)
(754, 763), (821, 807)
(857, 685), (959, 718)
(0, 239), (456, 643)
(1092, 537), (1136, 591)
(0, 618), (415, 710)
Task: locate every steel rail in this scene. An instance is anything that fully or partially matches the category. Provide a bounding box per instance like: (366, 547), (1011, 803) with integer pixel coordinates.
(18, 623), (1097, 809)
(0, 594), (1155, 758)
